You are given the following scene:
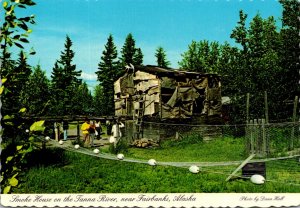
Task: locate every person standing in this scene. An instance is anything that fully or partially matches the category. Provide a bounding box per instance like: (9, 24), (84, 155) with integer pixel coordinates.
(111, 118), (125, 148)
(95, 120), (102, 140)
(106, 120), (112, 136)
(89, 120), (96, 147)
(81, 118), (90, 145)
(62, 120), (69, 141)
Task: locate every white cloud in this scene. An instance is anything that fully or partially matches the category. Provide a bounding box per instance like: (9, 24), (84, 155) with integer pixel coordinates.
(80, 72), (98, 81)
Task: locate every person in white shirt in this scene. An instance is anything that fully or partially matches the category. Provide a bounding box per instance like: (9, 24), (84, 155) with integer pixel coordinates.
(111, 118), (125, 148)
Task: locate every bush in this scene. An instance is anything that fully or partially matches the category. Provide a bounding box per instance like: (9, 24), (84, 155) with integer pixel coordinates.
(109, 138), (128, 154)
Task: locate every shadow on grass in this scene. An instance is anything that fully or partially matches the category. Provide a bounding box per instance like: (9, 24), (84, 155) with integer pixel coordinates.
(25, 147), (70, 168)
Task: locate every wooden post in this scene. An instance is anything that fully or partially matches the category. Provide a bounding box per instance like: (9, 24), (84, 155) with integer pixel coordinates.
(54, 122), (58, 141)
(258, 119), (262, 156)
(245, 93), (250, 154)
(77, 121), (80, 143)
(250, 120), (254, 154)
(291, 96), (298, 150)
(254, 119), (258, 154)
(262, 119), (266, 157)
(158, 78), (162, 120)
(246, 93), (250, 123)
(264, 91), (269, 124)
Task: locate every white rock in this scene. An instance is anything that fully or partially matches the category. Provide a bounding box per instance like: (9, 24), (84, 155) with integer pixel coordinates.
(74, 144), (80, 149)
(25, 129), (30, 133)
(250, 174), (265, 185)
(117, 153), (124, 160)
(58, 140), (64, 145)
(148, 159), (157, 166)
(45, 136), (50, 141)
(93, 149), (100, 154)
(189, 165), (200, 174)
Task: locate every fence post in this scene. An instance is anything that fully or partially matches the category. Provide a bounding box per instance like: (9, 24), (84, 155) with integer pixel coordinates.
(254, 119), (259, 155)
(262, 118), (266, 157)
(246, 93), (250, 122)
(245, 93), (250, 154)
(77, 121), (80, 143)
(291, 96), (298, 150)
(264, 91), (269, 124)
(250, 120), (254, 154)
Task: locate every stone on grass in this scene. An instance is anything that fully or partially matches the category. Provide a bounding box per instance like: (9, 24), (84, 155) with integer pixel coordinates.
(189, 165), (200, 174)
(117, 153), (124, 160)
(148, 159), (157, 166)
(250, 174), (265, 185)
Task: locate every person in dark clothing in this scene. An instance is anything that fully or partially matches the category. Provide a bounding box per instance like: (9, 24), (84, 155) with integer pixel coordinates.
(106, 120), (112, 136)
(95, 120), (102, 140)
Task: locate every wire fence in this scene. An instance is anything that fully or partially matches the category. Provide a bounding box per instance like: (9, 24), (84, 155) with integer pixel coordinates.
(133, 120), (300, 158)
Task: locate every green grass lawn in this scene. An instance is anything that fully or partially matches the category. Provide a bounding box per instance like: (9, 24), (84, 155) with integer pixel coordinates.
(127, 136), (247, 162)
(11, 136), (300, 193)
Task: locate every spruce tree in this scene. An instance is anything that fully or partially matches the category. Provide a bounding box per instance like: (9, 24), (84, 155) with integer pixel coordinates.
(50, 35), (82, 115)
(73, 82), (94, 115)
(20, 64), (51, 115)
(155, 46), (170, 68)
(120, 33), (136, 68)
(133, 48), (143, 65)
(2, 51), (31, 115)
(278, 0), (299, 101)
(96, 34), (119, 115)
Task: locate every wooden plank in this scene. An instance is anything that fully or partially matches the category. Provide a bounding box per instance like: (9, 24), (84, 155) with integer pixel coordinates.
(226, 153), (256, 181)
(264, 91), (269, 123)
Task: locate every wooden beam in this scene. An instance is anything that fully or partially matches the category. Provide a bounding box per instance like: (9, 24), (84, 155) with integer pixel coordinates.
(226, 153), (256, 181)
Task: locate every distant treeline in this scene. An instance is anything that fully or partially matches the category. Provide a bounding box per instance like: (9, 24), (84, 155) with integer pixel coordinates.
(1, 0), (299, 124)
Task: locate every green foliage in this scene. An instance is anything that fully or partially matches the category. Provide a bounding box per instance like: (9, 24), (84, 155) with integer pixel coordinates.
(72, 82), (94, 115)
(155, 46), (170, 68)
(19, 64), (51, 115)
(1, 130), (34, 193)
(2, 51), (32, 115)
(109, 139), (128, 154)
(29, 120), (45, 132)
(133, 47), (143, 65)
(178, 40), (220, 73)
(0, 0), (37, 194)
(93, 85), (106, 115)
(50, 35), (82, 116)
(120, 33), (143, 68)
(0, 0), (35, 62)
(96, 34), (119, 115)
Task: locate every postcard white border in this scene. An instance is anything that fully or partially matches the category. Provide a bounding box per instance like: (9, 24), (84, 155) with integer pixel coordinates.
(1, 193), (300, 207)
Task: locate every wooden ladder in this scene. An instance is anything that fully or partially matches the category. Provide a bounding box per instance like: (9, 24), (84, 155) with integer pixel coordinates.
(135, 94), (145, 139)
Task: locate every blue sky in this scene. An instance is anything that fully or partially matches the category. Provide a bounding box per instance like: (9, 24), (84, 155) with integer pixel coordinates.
(13, 0), (283, 90)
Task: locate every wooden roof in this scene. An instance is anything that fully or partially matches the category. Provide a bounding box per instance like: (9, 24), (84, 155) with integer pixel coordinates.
(128, 65), (220, 79)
